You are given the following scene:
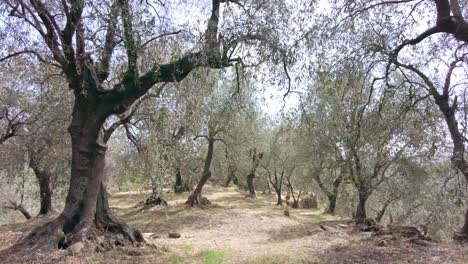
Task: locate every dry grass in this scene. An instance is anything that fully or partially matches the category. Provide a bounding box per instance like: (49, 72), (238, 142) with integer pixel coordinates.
(0, 186), (467, 263)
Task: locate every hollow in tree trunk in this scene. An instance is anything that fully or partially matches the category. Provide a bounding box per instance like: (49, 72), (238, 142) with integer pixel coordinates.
(186, 139), (214, 207)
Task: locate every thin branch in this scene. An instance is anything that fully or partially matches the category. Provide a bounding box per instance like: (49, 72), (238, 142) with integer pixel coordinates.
(0, 49), (48, 63)
(141, 30), (183, 48)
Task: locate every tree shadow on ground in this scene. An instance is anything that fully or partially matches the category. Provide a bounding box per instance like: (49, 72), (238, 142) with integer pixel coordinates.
(267, 219), (353, 242)
(118, 201), (233, 235)
(312, 237), (468, 264)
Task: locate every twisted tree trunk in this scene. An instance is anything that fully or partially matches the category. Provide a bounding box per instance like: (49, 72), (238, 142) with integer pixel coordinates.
(325, 194), (337, 215)
(186, 139), (214, 207)
(355, 188), (370, 220)
(175, 167), (190, 193)
(17, 97), (143, 251)
(246, 148), (263, 198)
(29, 154), (54, 215)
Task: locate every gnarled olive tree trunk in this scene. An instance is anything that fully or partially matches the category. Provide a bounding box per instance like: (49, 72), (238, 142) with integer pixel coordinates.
(435, 93), (468, 241)
(355, 193), (367, 220)
(29, 153), (54, 215)
(313, 167), (344, 215)
(186, 139), (215, 207)
(392, 56), (468, 241)
(246, 148), (263, 198)
(17, 95), (143, 251)
(174, 167), (190, 193)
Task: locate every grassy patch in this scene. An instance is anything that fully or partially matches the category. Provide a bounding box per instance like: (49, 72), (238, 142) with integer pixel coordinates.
(163, 253), (187, 264)
(183, 244), (194, 253)
(249, 255), (318, 264)
(197, 250), (225, 264)
(298, 213), (327, 222)
(250, 255), (291, 264)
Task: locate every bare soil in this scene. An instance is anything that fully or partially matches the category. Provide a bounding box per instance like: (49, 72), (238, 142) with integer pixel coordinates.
(0, 186), (467, 263)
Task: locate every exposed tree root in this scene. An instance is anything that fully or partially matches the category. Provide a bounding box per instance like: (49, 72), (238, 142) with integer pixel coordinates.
(10, 213), (144, 255)
(245, 193), (256, 199)
(185, 192), (211, 208)
(140, 194), (168, 208)
(453, 232), (468, 243)
(354, 218), (380, 232)
(174, 183), (191, 193)
(8, 185), (144, 255)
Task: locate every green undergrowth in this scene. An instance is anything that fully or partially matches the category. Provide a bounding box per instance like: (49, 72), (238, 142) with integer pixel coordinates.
(162, 249), (226, 264)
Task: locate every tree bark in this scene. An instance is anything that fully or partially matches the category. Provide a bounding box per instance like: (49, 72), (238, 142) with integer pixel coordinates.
(275, 188), (282, 206)
(29, 156), (54, 215)
(246, 173), (256, 197)
(29, 144), (53, 215)
(4, 203), (32, 220)
(5, 0), (230, 253)
(375, 199), (394, 223)
(17, 205), (32, 220)
(186, 139), (214, 207)
(432, 85), (468, 240)
(17, 98), (143, 250)
(224, 167), (238, 187)
(325, 194), (337, 215)
(355, 190), (369, 220)
(246, 148), (262, 198)
(174, 167), (190, 193)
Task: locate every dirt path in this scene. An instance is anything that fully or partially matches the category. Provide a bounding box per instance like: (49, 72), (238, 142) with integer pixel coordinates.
(114, 186), (468, 264)
(0, 186), (467, 264)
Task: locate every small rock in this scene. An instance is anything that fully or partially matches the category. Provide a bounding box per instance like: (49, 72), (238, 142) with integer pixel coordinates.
(69, 242), (84, 255)
(377, 239), (388, 247)
(169, 232), (181, 238)
(408, 238), (431, 247)
(361, 231), (374, 238)
(338, 224), (348, 228)
(114, 239), (125, 247)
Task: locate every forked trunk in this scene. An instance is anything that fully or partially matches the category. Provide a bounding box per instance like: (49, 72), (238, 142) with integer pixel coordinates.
(375, 199), (394, 223)
(224, 168), (238, 187)
(275, 188), (282, 206)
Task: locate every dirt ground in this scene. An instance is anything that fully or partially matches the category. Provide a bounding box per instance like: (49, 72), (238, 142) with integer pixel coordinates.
(0, 186), (467, 263)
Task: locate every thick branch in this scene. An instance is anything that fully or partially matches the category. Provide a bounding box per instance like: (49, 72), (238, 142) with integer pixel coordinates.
(97, 1), (121, 81)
